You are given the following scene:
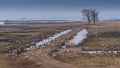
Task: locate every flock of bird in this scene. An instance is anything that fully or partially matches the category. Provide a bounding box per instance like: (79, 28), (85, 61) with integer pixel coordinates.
(25, 29), (72, 51)
(69, 29), (88, 45)
(6, 28), (89, 57)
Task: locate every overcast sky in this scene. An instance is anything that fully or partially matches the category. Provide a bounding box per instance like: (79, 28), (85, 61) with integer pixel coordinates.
(0, 0), (120, 20)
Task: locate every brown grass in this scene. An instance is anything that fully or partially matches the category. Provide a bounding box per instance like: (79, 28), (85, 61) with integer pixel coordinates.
(0, 22), (120, 68)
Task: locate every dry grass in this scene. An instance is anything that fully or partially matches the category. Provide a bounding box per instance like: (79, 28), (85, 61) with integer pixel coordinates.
(80, 22), (120, 51)
(0, 22), (83, 68)
(0, 23), (83, 53)
(0, 22), (120, 68)
(55, 21), (120, 68)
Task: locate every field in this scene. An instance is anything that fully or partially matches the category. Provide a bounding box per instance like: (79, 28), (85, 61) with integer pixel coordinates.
(55, 22), (120, 68)
(0, 22), (120, 68)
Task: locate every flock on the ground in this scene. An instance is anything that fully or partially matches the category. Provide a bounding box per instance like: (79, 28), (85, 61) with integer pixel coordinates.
(5, 29), (72, 56)
(25, 29), (72, 51)
(5, 28), (120, 58)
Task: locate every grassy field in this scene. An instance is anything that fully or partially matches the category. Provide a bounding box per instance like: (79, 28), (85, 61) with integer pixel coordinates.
(0, 22), (120, 68)
(0, 22), (83, 68)
(81, 22), (120, 51)
(0, 23), (83, 53)
(55, 22), (120, 68)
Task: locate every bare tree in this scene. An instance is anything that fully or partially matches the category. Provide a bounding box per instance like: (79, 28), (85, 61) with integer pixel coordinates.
(91, 9), (99, 25)
(82, 9), (91, 24)
(82, 9), (99, 25)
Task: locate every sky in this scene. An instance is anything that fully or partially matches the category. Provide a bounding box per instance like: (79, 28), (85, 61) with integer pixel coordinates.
(0, 0), (120, 20)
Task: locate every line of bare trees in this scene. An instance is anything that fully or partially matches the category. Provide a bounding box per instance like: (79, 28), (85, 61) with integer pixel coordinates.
(82, 9), (99, 25)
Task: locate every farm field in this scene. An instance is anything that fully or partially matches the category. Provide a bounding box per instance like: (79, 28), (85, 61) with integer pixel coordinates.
(0, 22), (120, 68)
(55, 22), (120, 68)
